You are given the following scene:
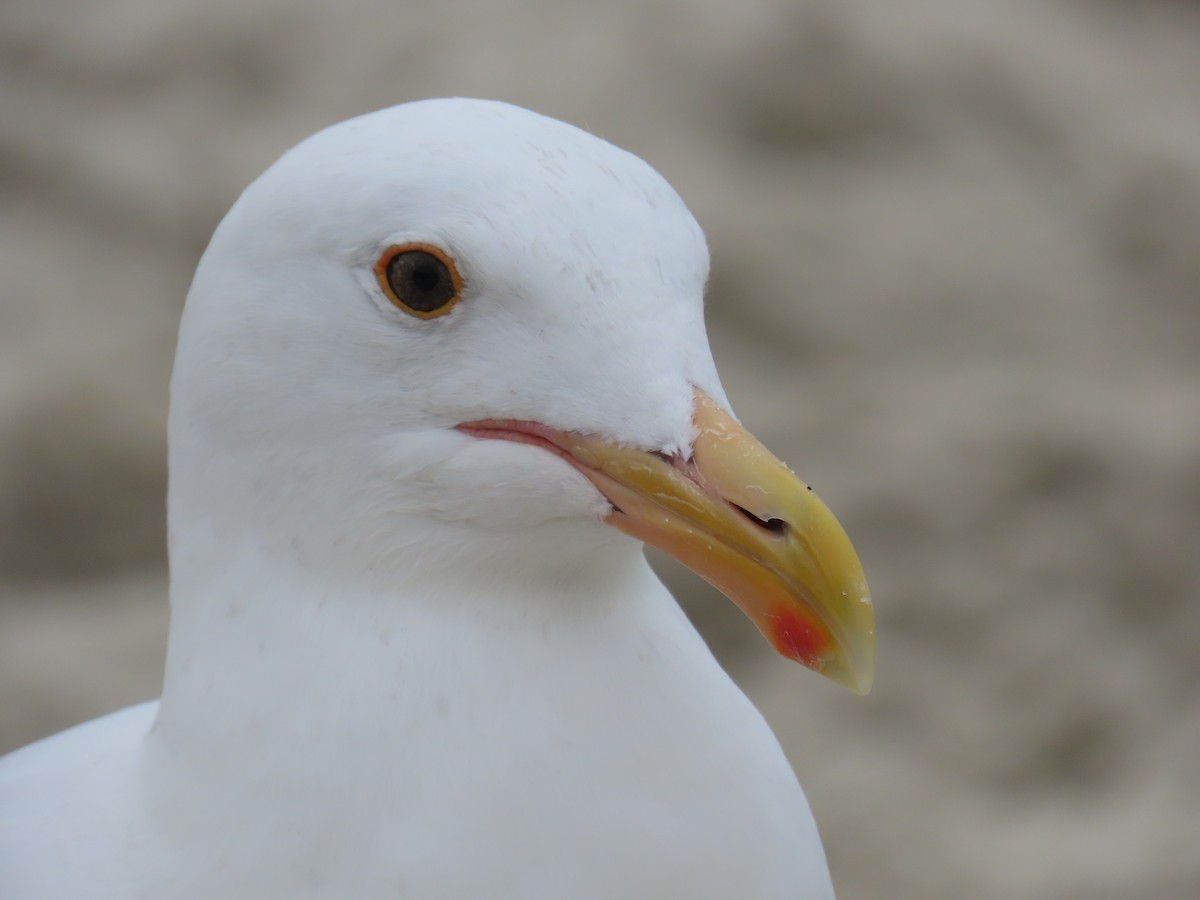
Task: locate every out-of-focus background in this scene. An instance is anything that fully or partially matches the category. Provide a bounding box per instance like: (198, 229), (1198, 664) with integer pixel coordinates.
(2, 0), (1198, 896)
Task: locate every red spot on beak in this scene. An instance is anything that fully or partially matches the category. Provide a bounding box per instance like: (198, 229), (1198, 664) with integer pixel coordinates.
(767, 609), (829, 669)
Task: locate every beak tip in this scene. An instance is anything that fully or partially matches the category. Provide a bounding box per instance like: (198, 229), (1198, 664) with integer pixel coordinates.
(848, 667), (875, 697)
(822, 647), (876, 696)
(822, 592), (876, 695)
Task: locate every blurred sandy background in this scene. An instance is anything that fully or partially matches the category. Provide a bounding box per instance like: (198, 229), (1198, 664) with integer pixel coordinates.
(2, 0), (1199, 896)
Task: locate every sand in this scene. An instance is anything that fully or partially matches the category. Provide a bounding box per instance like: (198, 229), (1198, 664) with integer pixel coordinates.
(2, 1), (1198, 896)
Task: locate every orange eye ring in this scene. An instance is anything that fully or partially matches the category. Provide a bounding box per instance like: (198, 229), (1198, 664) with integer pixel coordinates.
(374, 242), (463, 319)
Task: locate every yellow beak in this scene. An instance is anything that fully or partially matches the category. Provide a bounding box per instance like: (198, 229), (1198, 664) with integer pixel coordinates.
(459, 389), (875, 694)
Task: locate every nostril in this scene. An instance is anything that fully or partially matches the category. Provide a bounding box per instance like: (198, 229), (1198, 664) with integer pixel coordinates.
(731, 503), (788, 535)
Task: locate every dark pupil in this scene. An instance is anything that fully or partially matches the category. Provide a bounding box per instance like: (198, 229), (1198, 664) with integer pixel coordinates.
(411, 264), (439, 291)
(387, 251), (454, 312)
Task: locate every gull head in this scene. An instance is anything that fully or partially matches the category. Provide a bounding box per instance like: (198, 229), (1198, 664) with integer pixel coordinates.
(169, 99), (874, 692)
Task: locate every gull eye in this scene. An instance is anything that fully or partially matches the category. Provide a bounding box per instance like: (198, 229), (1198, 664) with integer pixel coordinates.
(374, 243), (462, 319)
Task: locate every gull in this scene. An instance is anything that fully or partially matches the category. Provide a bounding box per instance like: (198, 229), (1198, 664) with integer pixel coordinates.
(0, 98), (875, 899)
